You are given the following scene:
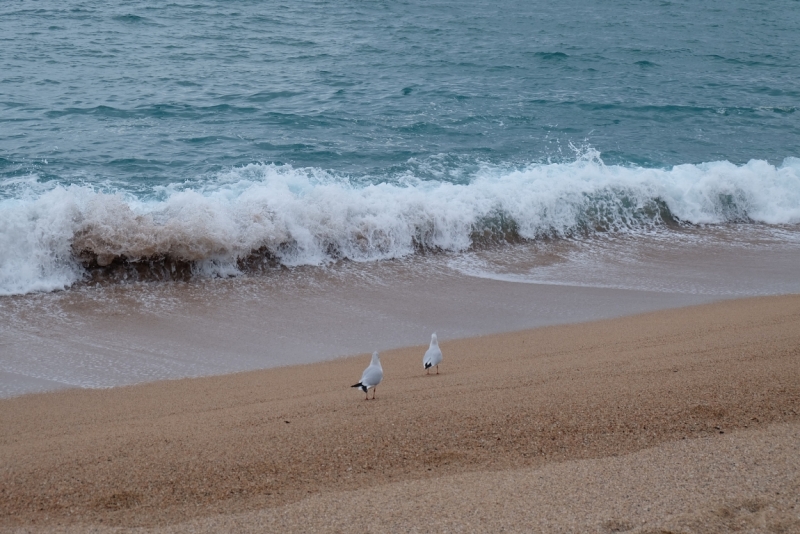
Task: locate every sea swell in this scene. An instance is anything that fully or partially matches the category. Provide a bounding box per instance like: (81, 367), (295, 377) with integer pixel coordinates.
(2, 153), (799, 296)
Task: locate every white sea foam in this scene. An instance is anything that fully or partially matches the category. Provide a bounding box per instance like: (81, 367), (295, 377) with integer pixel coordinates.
(1, 154), (799, 295)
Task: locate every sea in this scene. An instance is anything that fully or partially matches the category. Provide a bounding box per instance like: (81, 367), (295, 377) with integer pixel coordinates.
(1, 0), (799, 397)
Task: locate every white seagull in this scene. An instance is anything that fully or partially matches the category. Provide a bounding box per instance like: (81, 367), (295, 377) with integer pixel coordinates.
(351, 351), (383, 400)
(423, 332), (443, 374)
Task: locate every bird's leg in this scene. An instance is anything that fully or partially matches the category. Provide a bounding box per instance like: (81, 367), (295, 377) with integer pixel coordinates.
(436, 365), (439, 375)
(426, 368), (429, 375)
(372, 387), (377, 400)
(364, 391), (368, 401)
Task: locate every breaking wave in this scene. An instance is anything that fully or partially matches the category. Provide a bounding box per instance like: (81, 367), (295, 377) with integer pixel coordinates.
(2, 152), (799, 295)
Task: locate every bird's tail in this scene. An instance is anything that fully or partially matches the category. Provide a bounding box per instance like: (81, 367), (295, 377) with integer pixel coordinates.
(351, 382), (367, 392)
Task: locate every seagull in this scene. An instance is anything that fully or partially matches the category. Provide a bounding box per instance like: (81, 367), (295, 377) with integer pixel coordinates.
(351, 351), (383, 400)
(423, 332), (443, 374)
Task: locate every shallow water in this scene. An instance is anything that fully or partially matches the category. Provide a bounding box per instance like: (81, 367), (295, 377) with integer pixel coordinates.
(451, 225), (800, 296)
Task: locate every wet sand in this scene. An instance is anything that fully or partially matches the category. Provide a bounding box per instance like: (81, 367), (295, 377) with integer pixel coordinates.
(2, 294), (799, 532)
(0, 256), (720, 399)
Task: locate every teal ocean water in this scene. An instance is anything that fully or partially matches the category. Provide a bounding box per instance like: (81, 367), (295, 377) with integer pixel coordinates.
(2, 0), (800, 295)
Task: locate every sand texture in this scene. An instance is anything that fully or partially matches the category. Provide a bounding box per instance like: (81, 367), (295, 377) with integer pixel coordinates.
(2, 295), (800, 532)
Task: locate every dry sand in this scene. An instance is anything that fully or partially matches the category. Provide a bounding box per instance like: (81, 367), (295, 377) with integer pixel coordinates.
(2, 295), (799, 532)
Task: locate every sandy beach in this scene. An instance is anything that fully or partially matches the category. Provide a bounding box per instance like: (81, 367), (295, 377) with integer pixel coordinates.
(2, 294), (799, 533)
(4, 1), (800, 532)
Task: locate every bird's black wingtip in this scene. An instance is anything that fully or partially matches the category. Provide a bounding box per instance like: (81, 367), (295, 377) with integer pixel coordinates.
(424, 362), (432, 369)
(351, 382), (362, 389)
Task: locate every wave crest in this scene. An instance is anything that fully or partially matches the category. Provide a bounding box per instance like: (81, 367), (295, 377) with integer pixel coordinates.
(1, 155), (799, 295)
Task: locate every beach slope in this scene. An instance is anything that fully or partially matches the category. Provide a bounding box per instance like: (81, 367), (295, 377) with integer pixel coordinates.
(1, 295), (799, 532)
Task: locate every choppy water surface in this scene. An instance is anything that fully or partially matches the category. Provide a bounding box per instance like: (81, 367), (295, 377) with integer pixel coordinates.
(1, 0), (799, 295)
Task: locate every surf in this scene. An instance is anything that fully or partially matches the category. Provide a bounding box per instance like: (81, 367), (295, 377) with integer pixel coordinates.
(1, 153), (799, 296)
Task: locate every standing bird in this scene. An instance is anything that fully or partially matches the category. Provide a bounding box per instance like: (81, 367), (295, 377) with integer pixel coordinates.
(423, 332), (443, 374)
(352, 351), (383, 400)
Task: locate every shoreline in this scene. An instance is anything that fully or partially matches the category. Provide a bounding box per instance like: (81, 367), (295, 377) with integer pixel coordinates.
(4, 223), (800, 400)
(2, 294), (799, 531)
(0, 257), (725, 399)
